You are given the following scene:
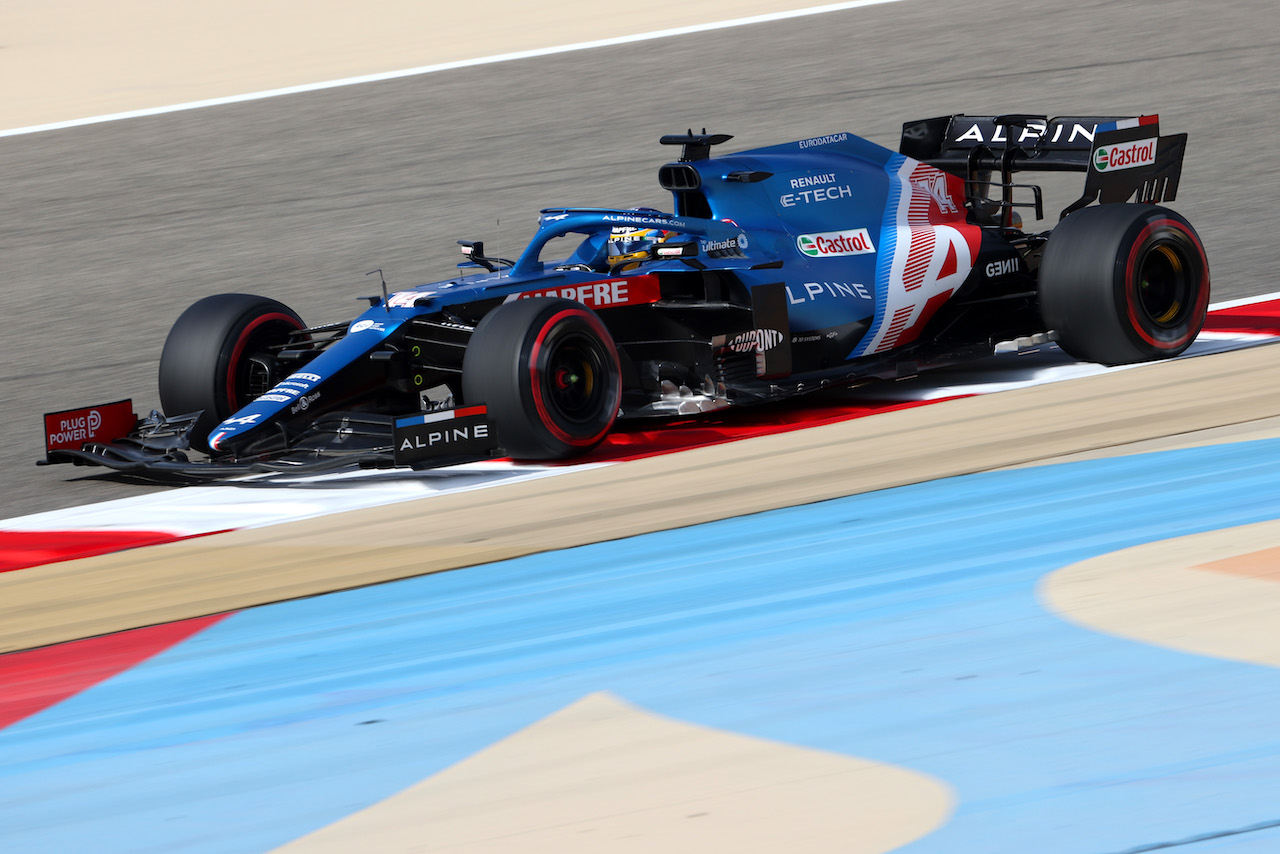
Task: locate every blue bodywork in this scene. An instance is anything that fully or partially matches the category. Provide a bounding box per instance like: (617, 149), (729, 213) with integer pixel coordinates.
(206, 129), (999, 456)
(40, 117), (1199, 475)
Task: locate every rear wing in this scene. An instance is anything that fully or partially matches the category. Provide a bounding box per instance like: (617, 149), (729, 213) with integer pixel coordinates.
(900, 114), (1187, 222)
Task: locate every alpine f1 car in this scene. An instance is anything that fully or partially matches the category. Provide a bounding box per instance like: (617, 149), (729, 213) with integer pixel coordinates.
(43, 113), (1209, 477)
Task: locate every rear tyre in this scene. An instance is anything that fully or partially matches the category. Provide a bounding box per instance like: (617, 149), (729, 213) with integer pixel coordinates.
(462, 298), (621, 459)
(1039, 203), (1210, 365)
(158, 293), (305, 453)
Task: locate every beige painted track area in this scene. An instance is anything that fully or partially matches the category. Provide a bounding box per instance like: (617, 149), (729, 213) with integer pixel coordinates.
(1043, 520), (1280, 669)
(270, 693), (953, 854)
(2, 0), (881, 130)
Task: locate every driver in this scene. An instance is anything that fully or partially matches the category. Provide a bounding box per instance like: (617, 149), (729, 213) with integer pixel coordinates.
(604, 224), (673, 272)
(600, 206), (679, 272)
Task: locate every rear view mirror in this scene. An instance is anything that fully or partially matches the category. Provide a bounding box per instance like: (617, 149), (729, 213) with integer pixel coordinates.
(651, 241), (699, 259)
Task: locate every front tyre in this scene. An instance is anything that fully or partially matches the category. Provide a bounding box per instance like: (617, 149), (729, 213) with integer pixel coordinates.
(1039, 204), (1210, 365)
(462, 298), (621, 459)
(158, 293), (305, 453)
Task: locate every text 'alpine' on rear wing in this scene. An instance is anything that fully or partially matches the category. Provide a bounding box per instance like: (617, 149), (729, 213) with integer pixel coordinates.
(899, 114), (1187, 221)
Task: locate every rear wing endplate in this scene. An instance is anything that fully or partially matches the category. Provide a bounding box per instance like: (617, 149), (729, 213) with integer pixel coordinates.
(900, 114), (1186, 221)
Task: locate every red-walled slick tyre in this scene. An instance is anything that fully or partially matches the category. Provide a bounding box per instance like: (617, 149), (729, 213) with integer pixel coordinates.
(462, 297), (622, 459)
(158, 293), (305, 454)
(1039, 203), (1210, 366)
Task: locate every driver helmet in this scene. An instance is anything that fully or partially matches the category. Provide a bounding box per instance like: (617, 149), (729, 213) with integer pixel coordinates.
(605, 208), (672, 271)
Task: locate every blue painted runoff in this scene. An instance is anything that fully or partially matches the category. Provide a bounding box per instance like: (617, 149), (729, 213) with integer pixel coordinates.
(5, 439), (1280, 853)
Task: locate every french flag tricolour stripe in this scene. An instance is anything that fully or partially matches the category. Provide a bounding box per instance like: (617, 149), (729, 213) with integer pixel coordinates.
(395, 405), (487, 429)
(1096, 115), (1160, 134)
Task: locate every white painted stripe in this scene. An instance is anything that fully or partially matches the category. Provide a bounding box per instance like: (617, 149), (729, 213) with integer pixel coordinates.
(887, 331), (1279, 402)
(1, 461), (611, 534)
(1210, 290), (1280, 310)
(0, 0), (907, 139)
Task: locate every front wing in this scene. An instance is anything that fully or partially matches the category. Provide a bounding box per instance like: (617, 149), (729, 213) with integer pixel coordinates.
(40, 400), (500, 481)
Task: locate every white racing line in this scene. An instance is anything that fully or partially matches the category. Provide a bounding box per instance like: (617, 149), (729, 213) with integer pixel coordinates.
(7, 296), (1278, 536)
(0, 0), (907, 139)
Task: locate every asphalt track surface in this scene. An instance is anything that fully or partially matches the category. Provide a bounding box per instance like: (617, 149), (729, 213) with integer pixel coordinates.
(3, 0), (1279, 520)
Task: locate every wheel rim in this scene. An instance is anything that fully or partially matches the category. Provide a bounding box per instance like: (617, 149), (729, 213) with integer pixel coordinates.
(544, 332), (608, 426)
(1135, 242), (1194, 329)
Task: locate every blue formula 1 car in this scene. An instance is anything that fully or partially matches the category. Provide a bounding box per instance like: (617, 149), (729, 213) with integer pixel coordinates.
(43, 113), (1209, 477)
